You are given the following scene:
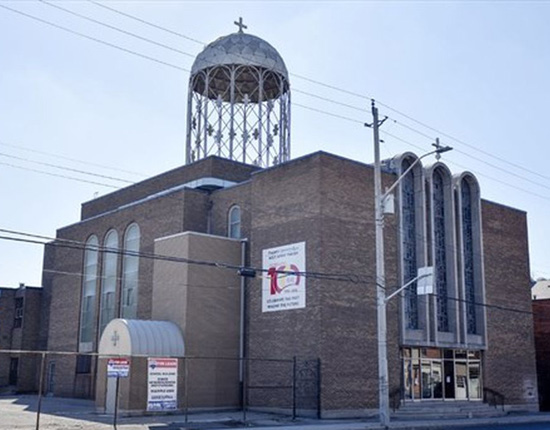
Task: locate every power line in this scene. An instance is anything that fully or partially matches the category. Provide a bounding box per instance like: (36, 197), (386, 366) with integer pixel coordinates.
(0, 151), (134, 184)
(0, 229), (533, 316)
(39, 0), (196, 59)
(0, 3), (190, 73)
(38, 0), (550, 189)
(87, 0), (205, 45)
(0, 228), (370, 284)
(3, 3), (550, 208)
(0, 139), (146, 177)
(0, 160), (120, 189)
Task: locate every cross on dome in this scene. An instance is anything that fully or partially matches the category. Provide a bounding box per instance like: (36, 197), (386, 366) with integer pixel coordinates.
(234, 17), (247, 33)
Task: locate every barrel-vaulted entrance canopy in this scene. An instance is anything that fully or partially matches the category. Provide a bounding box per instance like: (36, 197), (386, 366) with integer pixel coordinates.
(99, 319), (185, 357)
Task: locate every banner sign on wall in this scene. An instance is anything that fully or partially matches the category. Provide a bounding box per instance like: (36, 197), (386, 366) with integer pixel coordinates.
(147, 358), (178, 411)
(262, 241), (306, 312)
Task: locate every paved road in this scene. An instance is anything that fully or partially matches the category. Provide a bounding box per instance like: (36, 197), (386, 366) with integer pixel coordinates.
(452, 425), (550, 430)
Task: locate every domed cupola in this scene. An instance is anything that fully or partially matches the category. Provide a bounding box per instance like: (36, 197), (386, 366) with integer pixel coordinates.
(186, 18), (291, 167)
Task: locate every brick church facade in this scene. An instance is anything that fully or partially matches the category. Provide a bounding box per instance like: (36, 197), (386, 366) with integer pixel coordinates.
(26, 151), (535, 415)
(0, 23), (539, 417)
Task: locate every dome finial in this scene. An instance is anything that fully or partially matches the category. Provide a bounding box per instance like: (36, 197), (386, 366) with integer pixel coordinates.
(234, 17), (247, 33)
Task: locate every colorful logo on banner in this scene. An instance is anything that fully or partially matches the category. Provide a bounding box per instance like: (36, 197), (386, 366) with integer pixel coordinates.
(262, 242), (306, 312)
(267, 264), (301, 295)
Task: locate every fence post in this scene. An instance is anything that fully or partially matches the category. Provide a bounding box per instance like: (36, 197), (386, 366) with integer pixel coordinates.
(242, 357), (247, 423)
(113, 376), (120, 430)
(317, 358), (321, 419)
(184, 357), (189, 424)
(292, 356), (297, 420)
(35, 352), (46, 430)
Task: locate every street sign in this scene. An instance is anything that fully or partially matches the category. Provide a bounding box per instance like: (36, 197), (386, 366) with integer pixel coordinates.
(107, 358), (130, 378)
(417, 267), (434, 295)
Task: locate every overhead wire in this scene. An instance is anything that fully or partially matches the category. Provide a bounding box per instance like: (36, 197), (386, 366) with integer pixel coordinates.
(0, 228), (371, 284)
(3, 1), (550, 197)
(0, 1), (546, 289)
(0, 229), (532, 316)
(0, 139), (146, 178)
(0, 151), (134, 184)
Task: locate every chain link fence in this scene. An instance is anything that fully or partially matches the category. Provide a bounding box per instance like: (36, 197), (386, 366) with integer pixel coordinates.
(0, 349), (320, 429)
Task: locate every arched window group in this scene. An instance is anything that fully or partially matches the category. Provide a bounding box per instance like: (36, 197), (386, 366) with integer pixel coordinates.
(396, 154), (485, 347)
(78, 223), (140, 350)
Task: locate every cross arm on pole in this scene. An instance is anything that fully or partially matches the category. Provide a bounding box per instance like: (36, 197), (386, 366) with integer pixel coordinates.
(385, 273), (432, 304)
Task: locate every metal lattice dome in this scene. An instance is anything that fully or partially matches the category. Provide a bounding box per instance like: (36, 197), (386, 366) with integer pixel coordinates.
(186, 20), (291, 168)
(191, 32), (288, 80)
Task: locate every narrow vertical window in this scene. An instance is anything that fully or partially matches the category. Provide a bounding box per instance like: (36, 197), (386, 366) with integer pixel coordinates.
(80, 235), (99, 349)
(433, 170), (449, 332)
(461, 180), (477, 334)
(228, 205), (241, 239)
(121, 224), (140, 319)
(402, 159), (419, 329)
(99, 230), (118, 334)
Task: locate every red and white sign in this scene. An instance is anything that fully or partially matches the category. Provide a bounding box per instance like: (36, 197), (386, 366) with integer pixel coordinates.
(107, 358), (130, 378)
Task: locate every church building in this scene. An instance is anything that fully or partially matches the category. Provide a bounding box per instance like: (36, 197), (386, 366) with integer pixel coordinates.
(3, 21), (539, 418)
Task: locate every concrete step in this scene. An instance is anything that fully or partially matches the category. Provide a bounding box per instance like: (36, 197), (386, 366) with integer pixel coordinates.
(392, 401), (507, 420)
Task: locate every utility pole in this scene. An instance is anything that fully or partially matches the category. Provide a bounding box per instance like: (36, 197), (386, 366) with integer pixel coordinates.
(366, 99), (389, 428)
(366, 101), (452, 428)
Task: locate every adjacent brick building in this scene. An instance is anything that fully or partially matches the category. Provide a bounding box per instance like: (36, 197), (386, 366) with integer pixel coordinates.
(0, 284), (42, 393)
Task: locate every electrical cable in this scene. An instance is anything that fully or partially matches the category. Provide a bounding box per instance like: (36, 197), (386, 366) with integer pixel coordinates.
(0, 139), (146, 177)
(32, 0), (550, 190)
(0, 151), (134, 184)
(4, 1), (550, 197)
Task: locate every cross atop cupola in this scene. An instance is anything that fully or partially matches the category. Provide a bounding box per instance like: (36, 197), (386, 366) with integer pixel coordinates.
(234, 17), (247, 33)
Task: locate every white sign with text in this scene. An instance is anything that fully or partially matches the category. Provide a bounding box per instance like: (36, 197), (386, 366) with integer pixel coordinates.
(262, 242), (306, 312)
(147, 358), (178, 411)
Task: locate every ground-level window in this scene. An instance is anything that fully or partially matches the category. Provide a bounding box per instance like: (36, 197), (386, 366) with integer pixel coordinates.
(402, 347), (482, 401)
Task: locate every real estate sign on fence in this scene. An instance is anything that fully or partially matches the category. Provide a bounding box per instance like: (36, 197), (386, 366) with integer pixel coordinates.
(147, 358), (178, 411)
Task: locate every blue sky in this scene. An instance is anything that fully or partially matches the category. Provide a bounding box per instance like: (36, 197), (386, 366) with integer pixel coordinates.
(1, 0), (550, 286)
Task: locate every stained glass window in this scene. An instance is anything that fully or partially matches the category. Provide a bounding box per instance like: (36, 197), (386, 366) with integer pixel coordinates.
(462, 180), (477, 334)
(433, 170), (449, 332)
(402, 159), (419, 329)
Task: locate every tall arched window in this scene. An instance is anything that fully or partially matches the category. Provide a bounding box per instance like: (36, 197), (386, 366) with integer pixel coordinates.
(228, 205), (241, 239)
(79, 235), (99, 350)
(402, 159), (419, 329)
(99, 230), (118, 334)
(433, 169), (449, 332)
(121, 223), (140, 319)
(461, 179), (477, 334)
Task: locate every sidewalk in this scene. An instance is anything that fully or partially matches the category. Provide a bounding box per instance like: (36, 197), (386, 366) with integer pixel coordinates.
(3, 395), (550, 430)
